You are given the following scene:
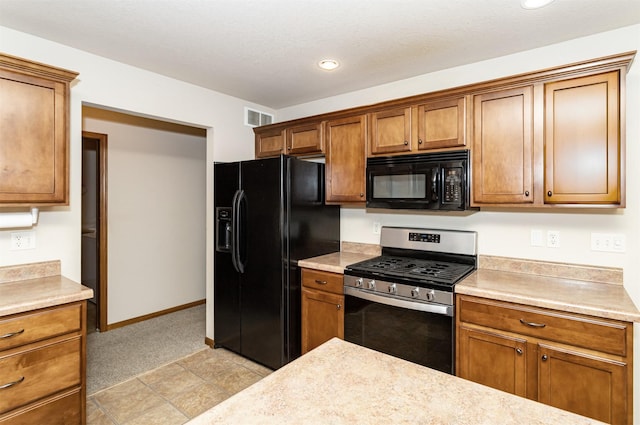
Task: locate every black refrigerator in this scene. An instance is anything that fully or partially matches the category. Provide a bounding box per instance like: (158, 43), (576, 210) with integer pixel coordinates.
(213, 155), (340, 369)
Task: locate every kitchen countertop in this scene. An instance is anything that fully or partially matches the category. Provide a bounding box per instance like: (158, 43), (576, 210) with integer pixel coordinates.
(298, 250), (640, 323)
(0, 260), (94, 317)
(187, 338), (603, 425)
(456, 268), (640, 322)
(298, 251), (378, 274)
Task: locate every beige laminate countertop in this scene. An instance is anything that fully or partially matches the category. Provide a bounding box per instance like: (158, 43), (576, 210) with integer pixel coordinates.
(298, 251), (378, 274)
(456, 268), (640, 323)
(299, 251), (640, 323)
(187, 338), (603, 425)
(0, 261), (94, 317)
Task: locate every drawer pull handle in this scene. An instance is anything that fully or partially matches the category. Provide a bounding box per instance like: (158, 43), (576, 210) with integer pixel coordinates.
(315, 280), (328, 285)
(519, 319), (546, 328)
(0, 376), (25, 390)
(0, 329), (25, 339)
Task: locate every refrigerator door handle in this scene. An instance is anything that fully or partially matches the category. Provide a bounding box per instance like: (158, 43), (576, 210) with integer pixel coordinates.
(231, 189), (245, 273)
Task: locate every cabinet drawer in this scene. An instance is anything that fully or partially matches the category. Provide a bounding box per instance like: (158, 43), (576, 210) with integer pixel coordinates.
(302, 269), (343, 294)
(0, 388), (81, 425)
(0, 337), (81, 414)
(458, 296), (628, 356)
(0, 303), (82, 352)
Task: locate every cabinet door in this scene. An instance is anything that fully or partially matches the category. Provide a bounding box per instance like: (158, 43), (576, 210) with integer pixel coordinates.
(286, 122), (324, 156)
(0, 71), (68, 205)
(472, 86), (534, 205)
(538, 344), (628, 424)
(301, 288), (344, 354)
(325, 115), (367, 203)
(368, 107), (411, 155)
(457, 326), (527, 397)
(544, 72), (620, 204)
(417, 97), (466, 150)
(254, 128), (285, 158)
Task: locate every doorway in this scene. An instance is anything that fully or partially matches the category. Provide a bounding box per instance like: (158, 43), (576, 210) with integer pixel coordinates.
(82, 131), (108, 332)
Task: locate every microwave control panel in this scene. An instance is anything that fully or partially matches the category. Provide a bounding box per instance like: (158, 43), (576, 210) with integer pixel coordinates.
(443, 167), (463, 204)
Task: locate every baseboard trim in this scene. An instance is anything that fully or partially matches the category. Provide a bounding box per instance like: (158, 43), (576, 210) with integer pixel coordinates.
(105, 299), (206, 331)
(205, 337), (214, 348)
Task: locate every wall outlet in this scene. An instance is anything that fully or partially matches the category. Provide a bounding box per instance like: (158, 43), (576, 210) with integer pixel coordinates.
(547, 230), (560, 248)
(372, 222), (381, 235)
(10, 231), (36, 250)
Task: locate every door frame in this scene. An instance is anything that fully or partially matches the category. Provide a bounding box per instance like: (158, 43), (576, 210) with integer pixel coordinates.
(82, 131), (108, 331)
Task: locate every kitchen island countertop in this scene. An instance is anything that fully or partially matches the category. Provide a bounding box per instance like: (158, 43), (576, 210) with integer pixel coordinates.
(187, 337), (603, 425)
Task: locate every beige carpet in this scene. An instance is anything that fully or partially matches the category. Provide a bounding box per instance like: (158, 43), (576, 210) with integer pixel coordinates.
(86, 304), (208, 395)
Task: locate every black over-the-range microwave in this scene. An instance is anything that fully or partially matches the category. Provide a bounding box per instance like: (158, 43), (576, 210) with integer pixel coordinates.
(366, 149), (473, 210)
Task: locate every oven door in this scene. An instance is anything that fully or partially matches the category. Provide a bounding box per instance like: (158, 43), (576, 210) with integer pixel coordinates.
(344, 287), (454, 374)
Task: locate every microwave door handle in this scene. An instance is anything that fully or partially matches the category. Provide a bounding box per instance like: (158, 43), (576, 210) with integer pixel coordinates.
(431, 168), (439, 202)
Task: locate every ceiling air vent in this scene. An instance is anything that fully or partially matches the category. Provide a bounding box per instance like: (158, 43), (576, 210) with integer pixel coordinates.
(245, 107), (274, 127)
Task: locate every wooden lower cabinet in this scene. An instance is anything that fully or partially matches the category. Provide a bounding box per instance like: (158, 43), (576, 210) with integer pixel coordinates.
(0, 302), (86, 424)
(457, 326), (528, 397)
(456, 295), (632, 424)
(301, 269), (344, 354)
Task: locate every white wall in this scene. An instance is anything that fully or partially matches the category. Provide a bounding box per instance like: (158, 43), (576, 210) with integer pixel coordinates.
(0, 26), (271, 335)
(83, 108), (207, 324)
(278, 24), (640, 419)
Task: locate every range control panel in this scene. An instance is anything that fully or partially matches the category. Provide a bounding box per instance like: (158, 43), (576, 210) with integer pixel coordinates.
(408, 232), (441, 243)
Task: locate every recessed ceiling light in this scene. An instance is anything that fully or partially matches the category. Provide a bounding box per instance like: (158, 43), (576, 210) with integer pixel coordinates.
(318, 59), (339, 71)
(521, 0), (555, 9)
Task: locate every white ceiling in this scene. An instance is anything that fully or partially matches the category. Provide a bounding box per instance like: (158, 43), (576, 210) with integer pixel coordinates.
(1, 0), (639, 109)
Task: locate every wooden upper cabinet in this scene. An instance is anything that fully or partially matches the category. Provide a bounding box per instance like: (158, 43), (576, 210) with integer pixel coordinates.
(255, 127), (285, 158)
(416, 96), (467, 151)
(325, 115), (367, 204)
(544, 71), (621, 205)
(472, 86), (534, 205)
(368, 107), (411, 155)
(286, 122), (324, 156)
(0, 54), (77, 206)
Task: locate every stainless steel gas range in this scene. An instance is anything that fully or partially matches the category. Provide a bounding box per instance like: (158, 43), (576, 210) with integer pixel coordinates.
(343, 226), (477, 374)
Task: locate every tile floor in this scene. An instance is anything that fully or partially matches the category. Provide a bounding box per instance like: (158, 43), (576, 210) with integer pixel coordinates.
(87, 347), (272, 425)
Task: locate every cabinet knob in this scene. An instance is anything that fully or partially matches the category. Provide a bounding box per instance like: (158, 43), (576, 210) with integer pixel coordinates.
(336, 304), (341, 310)
(404, 140), (409, 145)
(547, 191), (552, 197)
(524, 191), (530, 197)
(418, 139), (423, 145)
(541, 354), (548, 361)
(360, 193), (364, 197)
(516, 348), (523, 355)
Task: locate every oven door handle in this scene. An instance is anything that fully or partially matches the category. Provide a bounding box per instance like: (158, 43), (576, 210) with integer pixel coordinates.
(345, 286), (453, 317)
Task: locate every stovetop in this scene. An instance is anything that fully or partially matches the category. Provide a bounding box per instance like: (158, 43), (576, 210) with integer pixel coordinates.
(343, 227), (478, 293)
(344, 255), (475, 290)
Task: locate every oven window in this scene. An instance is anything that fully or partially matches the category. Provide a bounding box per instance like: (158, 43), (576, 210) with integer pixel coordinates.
(344, 295), (453, 374)
(372, 174), (426, 199)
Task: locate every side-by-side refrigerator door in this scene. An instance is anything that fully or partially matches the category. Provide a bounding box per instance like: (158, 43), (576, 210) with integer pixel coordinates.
(213, 162), (241, 354)
(239, 157), (285, 369)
